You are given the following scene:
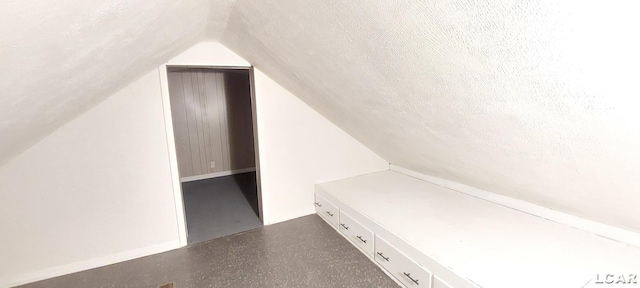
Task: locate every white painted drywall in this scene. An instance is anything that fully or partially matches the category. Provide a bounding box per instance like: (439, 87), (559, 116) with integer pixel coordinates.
(0, 70), (179, 287)
(160, 41), (389, 226)
(0, 42), (255, 286)
(0, 0), (237, 166)
(252, 68), (389, 224)
(0, 39), (388, 286)
(222, 0), (640, 233)
(6, 0), (638, 242)
(166, 41), (250, 67)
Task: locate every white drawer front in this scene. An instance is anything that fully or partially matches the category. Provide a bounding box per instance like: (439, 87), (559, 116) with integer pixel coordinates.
(432, 276), (451, 288)
(375, 235), (432, 287)
(338, 211), (374, 256)
(315, 194), (339, 227)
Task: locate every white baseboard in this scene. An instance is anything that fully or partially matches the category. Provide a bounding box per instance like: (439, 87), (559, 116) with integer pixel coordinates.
(2, 240), (180, 288)
(180, 167), (256, 183)
(390, 165), (640, 248)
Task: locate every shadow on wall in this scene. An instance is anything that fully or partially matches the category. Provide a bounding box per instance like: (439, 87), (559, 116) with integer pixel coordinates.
(231, 172), (259, 216)
(223, 70), (256, 172)
(223, 70), (259, 217)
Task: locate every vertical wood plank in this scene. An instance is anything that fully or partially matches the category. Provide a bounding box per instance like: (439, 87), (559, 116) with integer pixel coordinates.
(190, 71), (207, 174)
(217, 72), (231, 171)
(196, 70), (214, 174)
(169, 68), (257, 178)
(181, 71), (202, 175)
(205, 72), (224, 173)
(167, 71), (194, 177)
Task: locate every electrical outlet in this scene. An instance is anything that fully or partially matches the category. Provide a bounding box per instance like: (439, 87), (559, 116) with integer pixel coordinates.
(210, 161), (215, 169)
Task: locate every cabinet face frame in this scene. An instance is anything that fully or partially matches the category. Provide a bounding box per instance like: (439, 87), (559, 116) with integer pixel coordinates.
(315, 193), (339, 227)
(339, 210), (374, 257)
(314, 187), (478, 288)
(374, 234), (432, 288)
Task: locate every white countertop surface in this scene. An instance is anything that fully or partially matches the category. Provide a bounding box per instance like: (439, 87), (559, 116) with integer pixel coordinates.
(317, 170), (640, 288)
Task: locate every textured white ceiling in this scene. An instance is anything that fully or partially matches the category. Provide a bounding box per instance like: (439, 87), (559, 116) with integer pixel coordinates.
(0, 0), (235, 165)
(222, 0), (640, 232)
(3, 0), (640, 233)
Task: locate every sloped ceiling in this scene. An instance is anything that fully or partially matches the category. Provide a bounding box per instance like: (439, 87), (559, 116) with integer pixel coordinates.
(2, 0), (639, 232)
(222, 0), (640, 232)
(0, 0), (235, 165)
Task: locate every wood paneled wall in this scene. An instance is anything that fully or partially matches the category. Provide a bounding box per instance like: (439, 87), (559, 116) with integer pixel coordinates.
(168, 69), (255, 178)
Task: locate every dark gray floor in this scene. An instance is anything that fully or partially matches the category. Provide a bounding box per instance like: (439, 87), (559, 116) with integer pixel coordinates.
(182, 172), (263, 244)
(18, 215), (399, 288)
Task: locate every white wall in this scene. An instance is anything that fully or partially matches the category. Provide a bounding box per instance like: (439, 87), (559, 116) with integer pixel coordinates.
(253, 68), (389, 224)
(0, 70), (179, 287)
(0, 41), (388, 286)
(166, 41), (250, 66)
(161, 40), (389, 228)
(0, 0), (232, 166)
(223, 0), (640, 233)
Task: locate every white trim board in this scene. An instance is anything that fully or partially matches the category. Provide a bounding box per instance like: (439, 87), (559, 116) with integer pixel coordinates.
(1, 240), (180, 288)
(158, 64), (189, 247)
(389, 165), (640, 248)
(180, 167), (256, 182)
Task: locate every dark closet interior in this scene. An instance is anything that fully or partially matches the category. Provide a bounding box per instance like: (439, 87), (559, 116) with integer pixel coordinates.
(167, 67), (261, 245)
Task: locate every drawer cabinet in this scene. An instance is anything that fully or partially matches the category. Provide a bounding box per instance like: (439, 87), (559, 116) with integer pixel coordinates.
(315, 194), (339, 227)
(338, 211), (374, 256)
(375, 235), (432, 287)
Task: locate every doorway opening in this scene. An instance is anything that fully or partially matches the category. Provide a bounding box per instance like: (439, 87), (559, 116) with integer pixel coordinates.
(166, 66), (262, 245)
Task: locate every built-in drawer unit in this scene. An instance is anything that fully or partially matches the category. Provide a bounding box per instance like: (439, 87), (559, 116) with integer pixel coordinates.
(314, 194), (339, 227)
(316, 170), (635, 288)
(338, 211), (374, 256)
(375, 235), (432, 287)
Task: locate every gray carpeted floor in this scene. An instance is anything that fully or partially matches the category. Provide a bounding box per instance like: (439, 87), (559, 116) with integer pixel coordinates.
(182, 172), (262, 245)
(18, 215), (399, 288)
